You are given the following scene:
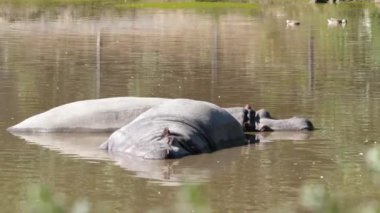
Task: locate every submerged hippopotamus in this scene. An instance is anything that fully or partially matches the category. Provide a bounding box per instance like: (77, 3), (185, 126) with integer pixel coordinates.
(7, 97), (314, 133)
(100, 99), (247, 159)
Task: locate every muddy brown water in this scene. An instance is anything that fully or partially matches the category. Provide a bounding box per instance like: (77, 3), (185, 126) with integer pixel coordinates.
(1, 3), (380, 212)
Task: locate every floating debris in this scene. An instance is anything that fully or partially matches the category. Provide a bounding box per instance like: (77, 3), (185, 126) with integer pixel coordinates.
(286, 20), (300, 27)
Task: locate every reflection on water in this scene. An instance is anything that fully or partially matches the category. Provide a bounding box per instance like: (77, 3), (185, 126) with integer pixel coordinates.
(9, 131), (315, 185)
(1, 2), (380, 212)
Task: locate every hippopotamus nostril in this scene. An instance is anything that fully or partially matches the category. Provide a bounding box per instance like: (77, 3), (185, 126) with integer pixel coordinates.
(304, 120), (314, 131)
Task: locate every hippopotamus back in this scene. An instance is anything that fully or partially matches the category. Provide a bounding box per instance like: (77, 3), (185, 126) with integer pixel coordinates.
(100, 99), (247, 159)
(7, 97), (169, 133)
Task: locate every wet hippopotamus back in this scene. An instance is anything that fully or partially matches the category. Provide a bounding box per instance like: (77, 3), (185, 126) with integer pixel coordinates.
(7, 97), (169, 133)
(100, 99), (247, 159)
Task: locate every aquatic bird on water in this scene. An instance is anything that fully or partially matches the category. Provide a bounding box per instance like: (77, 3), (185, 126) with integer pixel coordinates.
(286, 20), (300, 26)
(327, 18), (347, 25)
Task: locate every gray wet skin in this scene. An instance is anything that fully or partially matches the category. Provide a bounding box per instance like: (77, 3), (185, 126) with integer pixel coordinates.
(224, 107), (314, 131)
(7, 97), (314, 133)
(254, 109), (314, 131)
(100, 99), (247, 159)
(7, 97), (169, 133)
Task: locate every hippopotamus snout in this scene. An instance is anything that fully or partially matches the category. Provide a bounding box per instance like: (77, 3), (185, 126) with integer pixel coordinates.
(256, 117), (314, 131)
(255, 108), (314, 131)
(225, 106), (314, 132)
(229, 107), (314, 132)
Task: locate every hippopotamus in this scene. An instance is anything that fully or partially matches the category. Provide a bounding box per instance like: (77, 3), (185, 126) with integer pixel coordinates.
(7, 97), (314, 133)
(6, 97), (257, 133)
(99, 99), (247, 159)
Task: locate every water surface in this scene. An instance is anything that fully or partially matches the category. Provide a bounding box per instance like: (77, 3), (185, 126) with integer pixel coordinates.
(1, 2), (380, 212)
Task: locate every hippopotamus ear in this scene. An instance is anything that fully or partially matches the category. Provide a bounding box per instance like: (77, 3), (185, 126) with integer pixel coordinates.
(161, 127), (171, 137)
(161, 127), (174, 145)
(158, 128), (191, 159)
(243, 104), (256, 132)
